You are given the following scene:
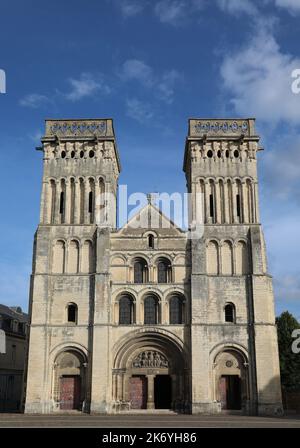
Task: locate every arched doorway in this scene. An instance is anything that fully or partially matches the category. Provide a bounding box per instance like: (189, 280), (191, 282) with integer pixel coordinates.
(112, 331), (188, 412)
(52, 349), (86, 411)
(213, 349), (249, 412)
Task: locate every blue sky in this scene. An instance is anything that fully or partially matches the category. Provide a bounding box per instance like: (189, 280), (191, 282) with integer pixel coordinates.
(0, 0), (300, 318)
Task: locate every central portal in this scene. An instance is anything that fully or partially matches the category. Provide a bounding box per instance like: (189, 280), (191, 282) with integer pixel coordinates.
(113, 331), (187, 412)
(154, 375), (172, 409)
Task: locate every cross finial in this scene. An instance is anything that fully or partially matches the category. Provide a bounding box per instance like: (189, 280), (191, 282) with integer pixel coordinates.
(147, 193), (157, 205)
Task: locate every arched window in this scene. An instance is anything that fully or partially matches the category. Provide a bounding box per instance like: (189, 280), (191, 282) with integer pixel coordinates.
(235, 241), (249, 275)
(134, 258), (148, 283)
(148, 234), (154, 249)
(88, 178), (95, 224)
(70, 178), (75, 224)
(49, 180), (56, 224)
(67, 303), (78, 324)
(68, 240), (79, 273)
(52, 240), (65, 273)
(207, 241), (219, 275)
(144, 295), (159, 324)
(225, 303), (235, 323)
(157, 258), (171, 283)
(119, 295), (134, 325)
(59, 191), (65, 215)
(221, 241), (233, 275)
(82, 240), (93, 273)
(89, 191), (93, 214)
(169, 296), (183, 324)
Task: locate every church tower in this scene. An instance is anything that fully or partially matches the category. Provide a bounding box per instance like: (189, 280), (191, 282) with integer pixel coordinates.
(184, 118), (282, 415)
(25, 119), (120, 413)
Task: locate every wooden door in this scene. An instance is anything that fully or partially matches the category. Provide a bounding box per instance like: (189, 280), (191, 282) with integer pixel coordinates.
(219, 376), (227, 410)
(60, 376), (81, 410)
(130, 376), (147, 409)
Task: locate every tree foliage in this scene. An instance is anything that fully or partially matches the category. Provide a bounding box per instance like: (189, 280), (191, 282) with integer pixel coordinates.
(276, 311), (300, 391)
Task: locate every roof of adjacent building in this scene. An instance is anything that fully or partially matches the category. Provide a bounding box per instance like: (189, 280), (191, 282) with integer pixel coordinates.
(0, 304), (28, 323)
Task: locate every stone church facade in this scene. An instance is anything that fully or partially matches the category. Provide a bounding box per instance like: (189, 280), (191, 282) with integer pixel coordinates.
(25, 118), (283, 415)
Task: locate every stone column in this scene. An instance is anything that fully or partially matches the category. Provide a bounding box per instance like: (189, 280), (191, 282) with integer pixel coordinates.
(146, 375), (155, 409)
(224, 181), (230, 224)
(94, 179), (101, 225)
(112, 373), (117, 401)
(254, 182), (260, 223)
(39, 180), (47, 224)
(191, 181), (197, 223)
(215, 180), (221, 224)
(74, 180), (80, 224)
(117, 372), (124, 401)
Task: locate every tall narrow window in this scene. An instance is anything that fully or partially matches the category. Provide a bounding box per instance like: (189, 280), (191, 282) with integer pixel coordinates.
(49, 180), (56, 224)
(134, 259), (148, 283)
(148, 234), (154, 249)
(59, 191), (64, 215)
(169, 296), (183, 324)
(70, 178), (75, 224)
(82, 240), (93, 273)
(236, 194), (241, 218)
(119, 295), (133, 324)
(68, 240), (79, 273)
(52, 240), (65, 273)
(89, 191), (93, 214)
(144, 296), (158, 324)
(157, 258), (171, 283)
(209, 194), (214, 218)
(67, 303), (78, 324)
(79, 178), (84, 224)
(11, 345), (16, 366)
(225, 303), (235, 323)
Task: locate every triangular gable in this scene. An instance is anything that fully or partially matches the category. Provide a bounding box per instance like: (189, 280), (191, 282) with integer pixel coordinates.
(118, 203), (184, 235)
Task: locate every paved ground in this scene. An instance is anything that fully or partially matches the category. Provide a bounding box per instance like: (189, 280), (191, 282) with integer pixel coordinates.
(0, 413), (300, 428)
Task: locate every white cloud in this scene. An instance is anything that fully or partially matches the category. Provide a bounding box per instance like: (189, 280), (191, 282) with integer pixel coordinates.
(154, 0), (187, 25)
(154, 0), (204, 25)
(19, 93), (50, 108)
(28, 130), (43, 143)
(65, 72), (111, 101)
(217, 0), (258, 16)
(120, 0), (144, 17)
(110, 0), (145, 17)
(121, 59), (182, 104)
(220, 28), (300, 125)
(275, 274), (300, 303)
(272, 0), (300, 14)
(121, 59), (154, 87)
(126, 98), (154, 123)
(262, 134), (300, 201)
(157, 69), (182, 104)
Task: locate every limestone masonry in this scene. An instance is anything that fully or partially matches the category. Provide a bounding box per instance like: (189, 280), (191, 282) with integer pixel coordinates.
(25, 118), (283, 415)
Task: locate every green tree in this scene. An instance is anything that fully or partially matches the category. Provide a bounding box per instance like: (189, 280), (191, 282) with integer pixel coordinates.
(276, 311), (300, 391)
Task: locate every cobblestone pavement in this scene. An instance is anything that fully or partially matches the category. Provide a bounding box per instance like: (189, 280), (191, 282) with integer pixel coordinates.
(0, 413), (300, 428)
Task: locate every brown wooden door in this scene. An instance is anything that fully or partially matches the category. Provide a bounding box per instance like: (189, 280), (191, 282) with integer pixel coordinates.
(219, 375), (241, 410)
(130, 376), (147, 409)
(60, 376), (81, 410)
(219, 376), (227, 410)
